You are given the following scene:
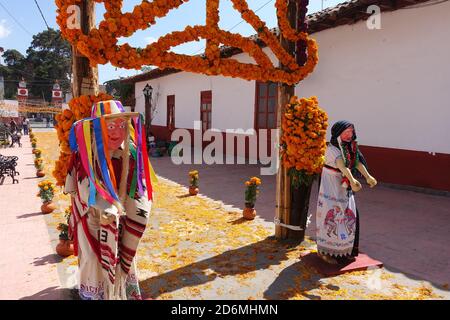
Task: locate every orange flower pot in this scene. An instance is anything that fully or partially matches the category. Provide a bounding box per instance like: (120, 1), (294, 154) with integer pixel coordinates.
(56, 239), (74, 257)
(189, 186), (199, 196)
(36, 170), (45, 177)
(41, 201), (56, 214)
(243, 206), (256, 220)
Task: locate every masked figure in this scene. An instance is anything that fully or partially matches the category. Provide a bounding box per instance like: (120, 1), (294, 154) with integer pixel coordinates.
(64, 100), (156, 299)
(315, 121), (377, 264)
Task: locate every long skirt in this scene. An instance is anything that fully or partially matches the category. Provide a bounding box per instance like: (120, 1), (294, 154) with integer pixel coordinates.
(76, 209), (142, 300)
(316, 167), (359, 257)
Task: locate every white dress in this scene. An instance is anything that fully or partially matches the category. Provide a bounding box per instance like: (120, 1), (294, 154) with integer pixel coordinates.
(316, 145), (358, 257)
(65, 150), (151, 300)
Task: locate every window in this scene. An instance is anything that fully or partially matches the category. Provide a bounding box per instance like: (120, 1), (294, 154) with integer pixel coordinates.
(200, 90), (212, 131)
(255, 82), (277, 129)
(167, 95), (175, 132)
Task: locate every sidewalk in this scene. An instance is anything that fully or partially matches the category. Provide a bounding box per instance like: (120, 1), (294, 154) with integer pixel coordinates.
(0, 135), (69, 299)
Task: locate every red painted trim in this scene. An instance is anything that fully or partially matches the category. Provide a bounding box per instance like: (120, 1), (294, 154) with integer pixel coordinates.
(149, 125), (450, 192)
(359, 145), (450, 192)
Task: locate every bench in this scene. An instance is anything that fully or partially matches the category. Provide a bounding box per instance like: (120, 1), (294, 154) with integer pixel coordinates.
(0, 154), (19, 184)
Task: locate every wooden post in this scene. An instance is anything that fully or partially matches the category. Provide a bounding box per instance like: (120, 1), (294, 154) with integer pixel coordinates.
(276, 0), (311, 240)
(275, 0), (297, 239)
(72, 0), (98, 98)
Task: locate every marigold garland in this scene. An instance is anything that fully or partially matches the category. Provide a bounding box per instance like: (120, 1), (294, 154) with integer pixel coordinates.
(18, 106), (63, 114)
(53, 92), (112, 186)
(55, 0), (318, 85)
(280, 96), (328, 187)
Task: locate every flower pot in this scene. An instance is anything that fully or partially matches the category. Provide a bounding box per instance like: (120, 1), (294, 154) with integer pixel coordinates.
(243, 204), (256, 220)
(41, 201), (56, 214)
(36, 170), (45, 177)
(56, 239), (74, 257)
(189, 186), (199, 196)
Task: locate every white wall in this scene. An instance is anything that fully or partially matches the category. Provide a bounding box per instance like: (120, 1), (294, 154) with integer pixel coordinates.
(135, 66), (258, 131)
(136, 1), (450, 154)
(296, 1), (450, 154)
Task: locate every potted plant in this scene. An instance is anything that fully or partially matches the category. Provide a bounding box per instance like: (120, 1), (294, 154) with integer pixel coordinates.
(56, 208), (74, 257)
(34, 158), (45, 177)
(31, 138), (37, 149)
(243, 177), (262, 220)
(34, 148), (42, 158)
(188, 170), (199, 195)
(37, 180), (56, 214)
(29, 132), (35, 141)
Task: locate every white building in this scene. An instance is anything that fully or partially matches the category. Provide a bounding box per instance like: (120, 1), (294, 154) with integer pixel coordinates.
(122, 0), (450, 192)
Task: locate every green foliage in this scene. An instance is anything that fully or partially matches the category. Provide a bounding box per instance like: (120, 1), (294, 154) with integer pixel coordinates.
(0, 49), (26, 99)
(190, 176), (199, 187)
(1, 29), (71, 100)
(39, 188), (54, 203)
(288, 168), (317, 189)
(104, 78), (133, 101)
(245, 185), (258, 205)
(57, 223), (69, 240)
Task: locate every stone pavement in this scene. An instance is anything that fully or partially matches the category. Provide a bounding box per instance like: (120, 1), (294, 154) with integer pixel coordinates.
(0, 133), (70, 300)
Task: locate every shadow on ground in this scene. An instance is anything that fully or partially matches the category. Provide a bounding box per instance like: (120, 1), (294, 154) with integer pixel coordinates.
(17, 212), (43, 219)
(263, 260), (335, 300)
(33, 254), (63, 266)
(139, 236), (317, 299)
(19, 286), (76, 300)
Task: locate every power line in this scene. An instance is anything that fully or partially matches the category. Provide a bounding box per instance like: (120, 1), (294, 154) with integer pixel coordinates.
(33, 0), (50, 30)
(0, 0), (34, 36)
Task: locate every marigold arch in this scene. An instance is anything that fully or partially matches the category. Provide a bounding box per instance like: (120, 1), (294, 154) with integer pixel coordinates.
(56, 0), (318, 85)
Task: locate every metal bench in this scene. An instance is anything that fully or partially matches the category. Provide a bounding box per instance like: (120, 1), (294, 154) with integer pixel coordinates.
(0, 154), (19, 184)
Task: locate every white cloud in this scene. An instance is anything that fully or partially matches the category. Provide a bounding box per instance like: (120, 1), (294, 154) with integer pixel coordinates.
(0, 20), (12, 39)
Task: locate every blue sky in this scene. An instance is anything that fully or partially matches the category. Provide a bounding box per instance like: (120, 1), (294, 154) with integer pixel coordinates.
(0, 0), (345, 84)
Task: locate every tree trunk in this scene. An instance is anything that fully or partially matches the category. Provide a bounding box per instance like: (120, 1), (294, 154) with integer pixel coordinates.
(72, 0), (98, 98)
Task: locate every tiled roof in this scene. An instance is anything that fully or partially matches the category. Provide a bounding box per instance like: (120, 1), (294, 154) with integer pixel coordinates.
(120, 0), (433, 84)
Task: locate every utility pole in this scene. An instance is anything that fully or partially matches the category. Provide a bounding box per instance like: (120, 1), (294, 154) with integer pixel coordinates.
(72, 0), (98, 98)
(275, 0), (311, 241)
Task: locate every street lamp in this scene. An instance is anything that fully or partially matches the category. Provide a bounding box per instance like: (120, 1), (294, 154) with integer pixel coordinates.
(143, 84), (153, 146)
(143, 84), (153, 100)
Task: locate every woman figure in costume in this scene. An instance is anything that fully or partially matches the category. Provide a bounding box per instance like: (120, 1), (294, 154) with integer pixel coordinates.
(64, 100), (156, 300)
(315, 121), (377, 264)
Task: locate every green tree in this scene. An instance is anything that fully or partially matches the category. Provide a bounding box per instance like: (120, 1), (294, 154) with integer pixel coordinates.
(26, 28), (71, 101)
(104, 78), (133, 101)
(0, 49), (27, 99)
(0, 29), (72, 101)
